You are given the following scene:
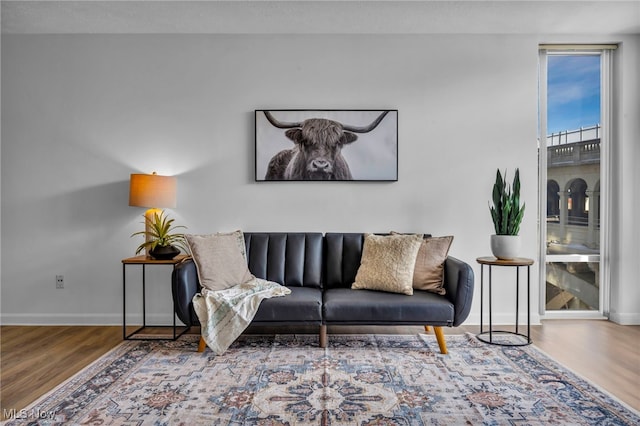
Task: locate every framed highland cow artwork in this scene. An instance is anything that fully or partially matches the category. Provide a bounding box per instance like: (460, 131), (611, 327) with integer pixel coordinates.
(255, 109), (398, 181)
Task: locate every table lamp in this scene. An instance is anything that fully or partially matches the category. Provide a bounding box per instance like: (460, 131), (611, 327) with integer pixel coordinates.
(129, 172), (177, 256)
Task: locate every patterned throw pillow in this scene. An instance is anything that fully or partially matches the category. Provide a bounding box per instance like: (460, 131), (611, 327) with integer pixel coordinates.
(412, 236), (454, 295)
(351, 233), (424, 295)
(185, 230), (255, 291)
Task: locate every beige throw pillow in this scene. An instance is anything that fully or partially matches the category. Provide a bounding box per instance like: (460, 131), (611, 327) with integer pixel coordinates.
(185, 230), (255, 291)
(412, 236), (453, 295)
(352, 233), (424, 295)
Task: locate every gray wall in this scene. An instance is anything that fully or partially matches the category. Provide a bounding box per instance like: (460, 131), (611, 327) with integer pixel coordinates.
(1, 34), (638, 325)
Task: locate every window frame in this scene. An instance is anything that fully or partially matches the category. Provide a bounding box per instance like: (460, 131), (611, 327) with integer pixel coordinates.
(538, 47), (614, 319)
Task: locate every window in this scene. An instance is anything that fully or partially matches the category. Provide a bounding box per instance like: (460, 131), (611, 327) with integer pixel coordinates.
(538, 46), (614, 317)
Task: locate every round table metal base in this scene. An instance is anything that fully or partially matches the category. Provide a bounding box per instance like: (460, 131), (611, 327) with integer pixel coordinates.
(477, 330), (532, 347)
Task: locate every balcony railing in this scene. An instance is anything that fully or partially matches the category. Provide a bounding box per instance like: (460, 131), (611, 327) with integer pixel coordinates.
(548, 139), (600, 167)
(547, 124), (600, 146)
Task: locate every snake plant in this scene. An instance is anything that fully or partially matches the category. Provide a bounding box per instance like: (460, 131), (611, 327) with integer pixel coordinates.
(489, 168), (525, 235)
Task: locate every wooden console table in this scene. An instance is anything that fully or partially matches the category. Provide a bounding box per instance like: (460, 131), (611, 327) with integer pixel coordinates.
(122, 255), (190, 340)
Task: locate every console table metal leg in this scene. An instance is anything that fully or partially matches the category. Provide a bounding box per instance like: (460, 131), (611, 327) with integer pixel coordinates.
(172, 263), (177, 340)
(122, 264), (126, 340)
(480, 264), (484, 335)
(142, 265), (147, 328)
(515, 266), (520, 335)
(488, 265), (493, 343)
(527, 265), (531, 343)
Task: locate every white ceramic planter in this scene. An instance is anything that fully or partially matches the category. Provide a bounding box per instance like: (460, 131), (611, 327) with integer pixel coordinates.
(490, 235), (521, 260)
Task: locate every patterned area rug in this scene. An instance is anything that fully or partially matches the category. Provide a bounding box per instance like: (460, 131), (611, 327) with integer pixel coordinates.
(4, 333), (638, 425)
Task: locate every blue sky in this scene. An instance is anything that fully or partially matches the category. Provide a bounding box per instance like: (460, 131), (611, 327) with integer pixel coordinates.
(547, 55), (601, 135)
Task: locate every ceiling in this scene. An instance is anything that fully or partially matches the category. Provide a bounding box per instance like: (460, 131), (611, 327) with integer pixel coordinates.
(2, 1), (639, 35)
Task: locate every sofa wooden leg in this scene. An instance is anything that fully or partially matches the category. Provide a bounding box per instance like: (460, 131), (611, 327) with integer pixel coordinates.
(319, 325), (327, 348)
(424, 325), (431, 333)
(197, 336), (206, 353)
(433, 326), (448, 354)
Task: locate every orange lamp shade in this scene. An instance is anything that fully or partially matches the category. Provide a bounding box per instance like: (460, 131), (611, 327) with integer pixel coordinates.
(129, 173), (177, 208)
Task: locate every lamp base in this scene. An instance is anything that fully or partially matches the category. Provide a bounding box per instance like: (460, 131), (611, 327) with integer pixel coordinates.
(143, 208), (163, 257)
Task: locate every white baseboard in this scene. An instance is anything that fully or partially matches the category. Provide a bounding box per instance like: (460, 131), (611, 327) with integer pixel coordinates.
(0, 313), (178, 326)
(462, 312), (542, 327)
(609, 312), (640, 325)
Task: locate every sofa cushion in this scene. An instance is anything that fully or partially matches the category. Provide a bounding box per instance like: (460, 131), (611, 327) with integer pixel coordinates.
(245, 233), (324, 289)
(324, 233), (433, 289)
(351, 233), (423, 295)
(413, 236), (454, 295)
(323, 288), (455, 324)
(252, 286), (322, 324)
(185, 231), (255, 291)
(325, 233), (365, 289)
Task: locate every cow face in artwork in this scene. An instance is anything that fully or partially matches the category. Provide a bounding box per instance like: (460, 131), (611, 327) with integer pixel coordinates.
(281, 119), (358, 180)
(263, 111), (389, 181)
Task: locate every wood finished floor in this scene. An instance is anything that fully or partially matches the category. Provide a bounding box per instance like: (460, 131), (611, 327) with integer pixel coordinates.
(1, 320), (638, 420)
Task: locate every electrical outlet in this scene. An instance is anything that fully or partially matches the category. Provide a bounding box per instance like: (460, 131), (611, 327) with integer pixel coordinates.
(56, 275), (64, 289)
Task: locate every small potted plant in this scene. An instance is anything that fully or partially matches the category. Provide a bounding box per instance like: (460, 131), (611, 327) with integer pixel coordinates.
(489, 168), (526, 260)
(131, 210), (189, 260)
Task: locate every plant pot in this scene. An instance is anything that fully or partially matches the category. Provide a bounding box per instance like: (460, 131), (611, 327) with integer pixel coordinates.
(490, 235), (521, 260)
(149, 245), (180, 260)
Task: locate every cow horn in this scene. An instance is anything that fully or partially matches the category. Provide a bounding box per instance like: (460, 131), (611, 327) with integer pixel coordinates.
(342, 111), (390, 133)
(263, 111), (302, 129)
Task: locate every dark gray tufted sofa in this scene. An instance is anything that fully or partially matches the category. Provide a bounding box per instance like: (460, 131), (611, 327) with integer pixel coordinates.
(172, 232), (474, 354)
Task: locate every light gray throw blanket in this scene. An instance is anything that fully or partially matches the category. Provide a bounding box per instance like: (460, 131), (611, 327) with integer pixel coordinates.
(193, 278), (290, 355)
